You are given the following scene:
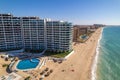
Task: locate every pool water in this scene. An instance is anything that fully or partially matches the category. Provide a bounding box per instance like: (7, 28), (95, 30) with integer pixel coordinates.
(17, 58), (40, 70)
(80, 35), (88, 39)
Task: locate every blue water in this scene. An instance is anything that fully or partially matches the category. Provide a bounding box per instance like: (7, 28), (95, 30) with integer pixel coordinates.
(81, 35), (87, 39)
(17, 58), (40, 70)
(97, 26), (120, 80)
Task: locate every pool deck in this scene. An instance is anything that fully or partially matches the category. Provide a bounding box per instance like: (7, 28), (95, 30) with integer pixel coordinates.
(9, 57), (48, 79)
(13, 58), (40, 71)
(3, 72), (22, 80)
(0, 47), (76, 80)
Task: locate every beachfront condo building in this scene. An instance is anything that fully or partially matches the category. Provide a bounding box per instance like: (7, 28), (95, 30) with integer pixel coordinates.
(46, 21), (73, 51)
(22, 17), (45, 51)
(0, 13), (73, 52)
(0, 14), (23, 51)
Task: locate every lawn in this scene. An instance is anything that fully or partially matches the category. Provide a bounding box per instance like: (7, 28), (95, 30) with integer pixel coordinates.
(44, 50), (72, 58)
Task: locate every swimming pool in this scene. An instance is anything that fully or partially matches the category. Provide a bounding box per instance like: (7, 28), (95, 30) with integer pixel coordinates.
(80, 35), (88, 39)
(16, 58), (40, 70)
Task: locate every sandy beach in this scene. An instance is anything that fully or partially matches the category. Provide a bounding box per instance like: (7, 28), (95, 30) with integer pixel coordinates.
(43, 28), (102, 80)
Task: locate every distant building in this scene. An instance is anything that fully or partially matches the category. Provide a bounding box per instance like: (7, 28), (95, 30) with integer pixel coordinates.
(73, 24), (103, 42)
(73, 24), (105, 42)
(0, 13), (73, 52)
(93, 24), (105, 27)
(73, 25), (90, 42)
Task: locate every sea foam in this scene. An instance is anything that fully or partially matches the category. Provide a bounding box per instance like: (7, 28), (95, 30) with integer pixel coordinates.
(91, 28), (104, 80)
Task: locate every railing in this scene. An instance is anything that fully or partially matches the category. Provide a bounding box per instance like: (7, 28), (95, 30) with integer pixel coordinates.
(8, 58), (16, 72)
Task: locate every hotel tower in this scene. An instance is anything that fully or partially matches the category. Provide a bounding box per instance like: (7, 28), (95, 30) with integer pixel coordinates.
(0, 13), (73, 52)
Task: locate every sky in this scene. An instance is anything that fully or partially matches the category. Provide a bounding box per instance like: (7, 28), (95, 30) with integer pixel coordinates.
(0, 0), (120, 25)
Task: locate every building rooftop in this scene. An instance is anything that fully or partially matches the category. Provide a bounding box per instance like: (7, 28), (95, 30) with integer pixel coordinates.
(0, 13), (13, 17)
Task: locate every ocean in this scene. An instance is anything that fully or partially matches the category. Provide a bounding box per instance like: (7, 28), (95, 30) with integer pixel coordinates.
(95, 26), (120, 80)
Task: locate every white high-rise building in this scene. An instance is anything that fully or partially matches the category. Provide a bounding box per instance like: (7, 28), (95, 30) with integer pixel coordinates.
(0, 13), (73, 52)
(0, 14), (23, 51)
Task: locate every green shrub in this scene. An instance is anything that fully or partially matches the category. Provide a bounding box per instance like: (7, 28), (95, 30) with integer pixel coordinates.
(24, 76), (31, 80)
(2, 64), (8, 67)
(44, 50), (72, 58)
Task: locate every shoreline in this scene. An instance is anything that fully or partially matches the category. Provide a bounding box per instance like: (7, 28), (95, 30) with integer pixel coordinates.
(91, 28), (103, 80)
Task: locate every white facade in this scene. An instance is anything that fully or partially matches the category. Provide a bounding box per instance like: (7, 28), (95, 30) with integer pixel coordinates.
(0, 13), (73, 52)
(0, 14), (23, 51)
